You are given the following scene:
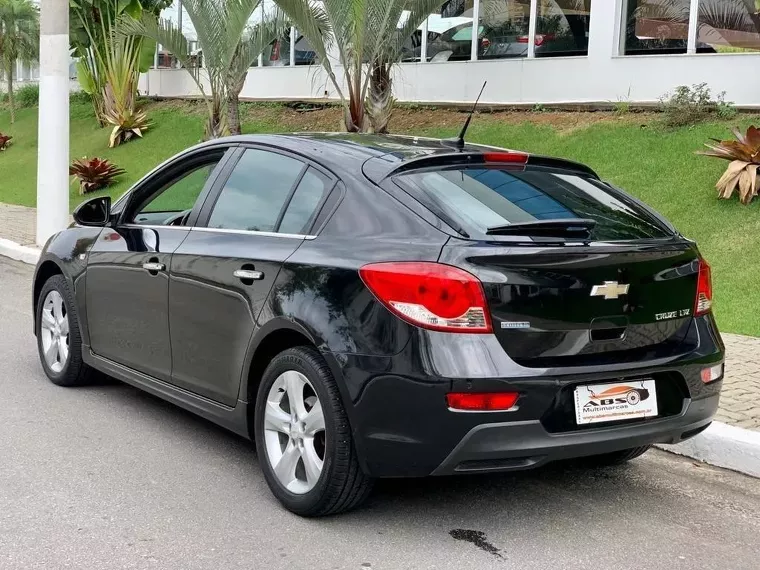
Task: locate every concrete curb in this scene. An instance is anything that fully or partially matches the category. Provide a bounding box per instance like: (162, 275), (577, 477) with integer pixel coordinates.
(0, 238), (40, 265)
(657, 421), (760, 478)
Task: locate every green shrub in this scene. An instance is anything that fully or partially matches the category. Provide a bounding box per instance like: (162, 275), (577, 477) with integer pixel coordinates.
(717, 98), (738, 120)
(15, 83), (39, 107)
(658, 83), (734, 127)
(69, 90), (92, 105)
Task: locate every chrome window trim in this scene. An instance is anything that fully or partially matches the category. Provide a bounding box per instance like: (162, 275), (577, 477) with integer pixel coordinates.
(121, 224), (190, 231)
(192, 226), (316, 240)
(121, 223), (317, 240)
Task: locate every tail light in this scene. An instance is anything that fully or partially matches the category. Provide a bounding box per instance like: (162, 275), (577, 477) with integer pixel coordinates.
(694, 258), (713, 316)
(447, 392), (519, 411)
(517, 34), (553, 46)
(481, 37), (491, 50)
(359, 262), (492, 333)
(270, 40), (280, 61)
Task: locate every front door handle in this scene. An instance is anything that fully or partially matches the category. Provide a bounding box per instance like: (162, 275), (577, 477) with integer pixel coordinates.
(233, 269), (264, 281)
(143, 261), (165, 272)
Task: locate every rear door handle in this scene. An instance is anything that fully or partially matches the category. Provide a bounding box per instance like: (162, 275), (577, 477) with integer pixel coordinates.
(143, 262), (165, 272)
(233, 269), (264, 281)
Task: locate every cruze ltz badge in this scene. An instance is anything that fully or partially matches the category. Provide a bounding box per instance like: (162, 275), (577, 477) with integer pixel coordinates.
(590, 281), (630, 300)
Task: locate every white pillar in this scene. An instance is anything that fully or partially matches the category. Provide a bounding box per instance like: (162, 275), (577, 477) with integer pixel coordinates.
(258, 1), (265, 67)
(527, 0), (538, 58)
(470, 0), (479, 61)
(36, 0), (70, 246)
(687, 0), (700, 53)
(420, 17), (428, 62)
(588, 0), (619, 59)
(290, 26), (296, 66)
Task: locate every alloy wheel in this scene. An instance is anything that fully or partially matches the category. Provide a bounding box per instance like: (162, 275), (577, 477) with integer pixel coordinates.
(263, 370), (326, 494)
(40, 290), (70, 374)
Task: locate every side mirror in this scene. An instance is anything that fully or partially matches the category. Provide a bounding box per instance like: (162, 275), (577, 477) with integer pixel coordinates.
(73, 196), (111, 227)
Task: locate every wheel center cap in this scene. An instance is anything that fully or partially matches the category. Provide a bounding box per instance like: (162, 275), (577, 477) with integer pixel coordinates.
(290, 423), (305, 440)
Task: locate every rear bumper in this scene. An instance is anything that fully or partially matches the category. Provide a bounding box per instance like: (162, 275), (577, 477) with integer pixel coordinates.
(328, 315), (724, 478)
(431, 394), (719, 475)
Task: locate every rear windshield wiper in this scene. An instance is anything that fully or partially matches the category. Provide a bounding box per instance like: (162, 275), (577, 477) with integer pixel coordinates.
(486, 218), (597, 237)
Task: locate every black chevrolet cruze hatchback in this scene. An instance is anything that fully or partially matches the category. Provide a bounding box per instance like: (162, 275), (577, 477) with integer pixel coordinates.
(33, 134), (724, 516)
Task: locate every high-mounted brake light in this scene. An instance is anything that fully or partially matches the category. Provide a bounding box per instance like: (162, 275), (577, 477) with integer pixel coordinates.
(694, 258), (713, 316)
(483, 151), (528, 164)
(447, 392), (519, 411)
(359, 262), (492, 333)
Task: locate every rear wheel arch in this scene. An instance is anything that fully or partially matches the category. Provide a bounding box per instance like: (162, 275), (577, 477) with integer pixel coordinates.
(242, 322), (365, 467)
(33, 260), (64, 334)
(244, 323), (319, 439)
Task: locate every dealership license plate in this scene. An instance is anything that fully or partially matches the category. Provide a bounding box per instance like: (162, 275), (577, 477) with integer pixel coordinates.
(574, 380), (658, 425)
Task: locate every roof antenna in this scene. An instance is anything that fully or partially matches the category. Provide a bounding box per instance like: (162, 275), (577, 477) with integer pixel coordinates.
(445, 81), (487, 150)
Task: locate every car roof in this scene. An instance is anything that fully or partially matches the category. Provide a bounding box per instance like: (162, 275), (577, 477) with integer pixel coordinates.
(190, 132), (598, 182)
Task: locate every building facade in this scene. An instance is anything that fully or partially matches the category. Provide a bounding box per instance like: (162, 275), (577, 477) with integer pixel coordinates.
(10, 1), (760, 106)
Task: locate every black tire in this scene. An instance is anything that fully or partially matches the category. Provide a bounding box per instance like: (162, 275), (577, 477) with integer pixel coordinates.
(254, 346), (373, 517)
(35, 274), (94, 387)
(585, 445), (651, 466)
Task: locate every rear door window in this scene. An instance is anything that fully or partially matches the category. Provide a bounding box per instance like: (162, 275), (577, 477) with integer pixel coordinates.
(207, 149), (305, 232)
(279, 168), (332, 235)
(396, 167), (671, 241)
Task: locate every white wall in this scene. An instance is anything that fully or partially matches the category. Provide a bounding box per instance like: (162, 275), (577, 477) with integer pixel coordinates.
(138, 52), (760, 108)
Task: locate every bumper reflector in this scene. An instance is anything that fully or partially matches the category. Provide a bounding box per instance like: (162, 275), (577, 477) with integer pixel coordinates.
(701, 363), (724, 384)
(447, 392), (519, 411)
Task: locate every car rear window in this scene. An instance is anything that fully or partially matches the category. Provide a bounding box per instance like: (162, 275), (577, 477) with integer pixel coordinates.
(396, 167), (672, 241)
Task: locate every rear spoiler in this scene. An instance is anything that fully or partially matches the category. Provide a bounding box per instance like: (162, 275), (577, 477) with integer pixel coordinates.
(363, 151), (599, 183)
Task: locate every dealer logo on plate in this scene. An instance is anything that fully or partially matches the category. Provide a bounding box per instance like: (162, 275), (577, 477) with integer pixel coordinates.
(574, 380), (659, 425)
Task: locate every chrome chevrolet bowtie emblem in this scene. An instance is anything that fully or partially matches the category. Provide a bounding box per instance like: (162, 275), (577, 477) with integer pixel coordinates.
(590, 281), (629, 300)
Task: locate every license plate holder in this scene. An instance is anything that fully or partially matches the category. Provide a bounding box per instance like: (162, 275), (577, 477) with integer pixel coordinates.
(574, 379), (658, 425)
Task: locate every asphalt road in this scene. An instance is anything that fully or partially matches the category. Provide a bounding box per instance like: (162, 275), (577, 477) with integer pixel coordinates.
(1, 256), (760, 570)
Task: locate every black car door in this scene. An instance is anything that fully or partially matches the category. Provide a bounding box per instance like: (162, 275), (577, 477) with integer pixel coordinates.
(167, 146), (335, 406)
(85, 147), (234, 380)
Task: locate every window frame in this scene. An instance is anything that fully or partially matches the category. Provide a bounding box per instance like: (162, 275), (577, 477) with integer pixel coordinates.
(117, 146), (237, 228)
(196, 143), (338, 238)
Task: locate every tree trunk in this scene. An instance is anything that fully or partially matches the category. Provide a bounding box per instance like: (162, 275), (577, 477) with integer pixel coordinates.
(6, 67), (15, 124)
(366, 61), (393, 134)
(227, 90), (241, 135)
(226, 73), (246, 136)
(205, 96), (227, 140)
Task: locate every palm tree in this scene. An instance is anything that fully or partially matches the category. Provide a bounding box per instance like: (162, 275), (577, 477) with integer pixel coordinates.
(275, 0), (448, 133)
(70, 0), (170, 132)
(0, 0), (39, 124)
(122, 0), (286, 138)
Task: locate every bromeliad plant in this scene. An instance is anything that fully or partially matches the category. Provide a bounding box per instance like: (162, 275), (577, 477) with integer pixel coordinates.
(0, 132), (12, 150)
(69, 157), (126, 194)
(699, 126), (760, 205)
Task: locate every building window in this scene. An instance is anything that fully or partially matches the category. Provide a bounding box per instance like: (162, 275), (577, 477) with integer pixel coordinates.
(419, 0), (592, 62)
(424, 0), (476, 62)
(697, 0), (760, 52)
(536, 0), (592, 57)
(622, 0), (692, 54)
(479, 0), (532, 59)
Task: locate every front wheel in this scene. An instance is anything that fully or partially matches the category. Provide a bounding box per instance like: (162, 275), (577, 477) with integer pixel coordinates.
(35, 275), (94, 387)
(254, 346), (373, 517)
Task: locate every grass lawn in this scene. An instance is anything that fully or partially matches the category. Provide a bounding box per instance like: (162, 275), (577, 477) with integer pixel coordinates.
(1, 100), (759, 337)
